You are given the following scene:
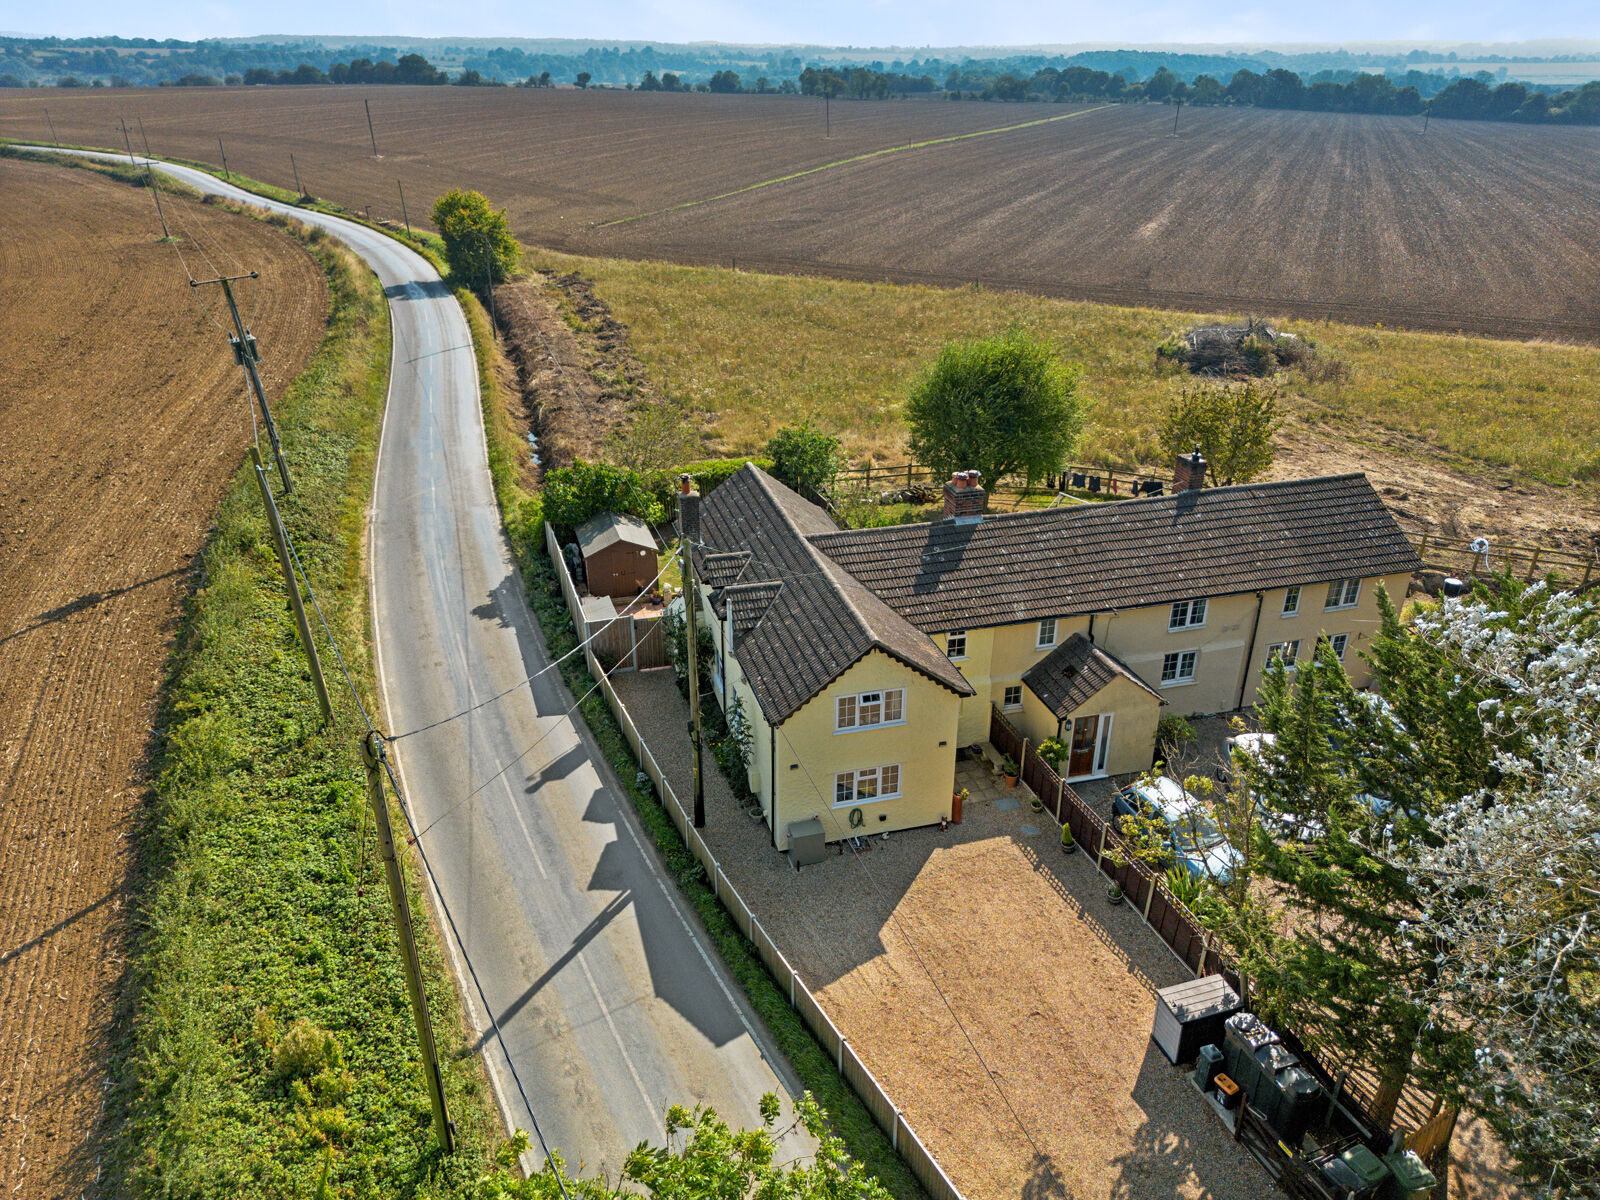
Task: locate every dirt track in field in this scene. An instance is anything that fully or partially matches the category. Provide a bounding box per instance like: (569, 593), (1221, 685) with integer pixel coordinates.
(0, 159), (326, 1197)
(4, 89), (1597, 339)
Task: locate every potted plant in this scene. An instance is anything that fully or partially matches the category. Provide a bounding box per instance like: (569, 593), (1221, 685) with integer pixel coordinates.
(1038, 737), (1067, 772)
(1000, 756), (1019, 787)
(1060, 825), (1077, 855)
(1030, 795), (1043, 812)
(951, 787), (968, 825)
(1106, 881), (1125, 906)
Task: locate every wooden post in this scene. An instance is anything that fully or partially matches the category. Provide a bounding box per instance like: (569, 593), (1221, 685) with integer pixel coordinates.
(1525, 546), (1542, 582)
(361, 734), (455, 1154)
(1416, 533), (1429, 563)
(1583, 556), (1594, 589)
(1143, 875), (1156, 921)
(1096, 821), (1108, 873)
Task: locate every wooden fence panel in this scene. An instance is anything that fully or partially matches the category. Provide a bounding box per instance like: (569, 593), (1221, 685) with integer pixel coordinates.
(632, 615), (669, 670)
(897, 1115), (967, 1200)
(841, 1041), (898, 1134)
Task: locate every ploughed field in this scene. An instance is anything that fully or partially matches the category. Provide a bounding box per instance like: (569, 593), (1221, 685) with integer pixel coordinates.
(0, 158), (326, 1197)
(5, 88), (1598, 339)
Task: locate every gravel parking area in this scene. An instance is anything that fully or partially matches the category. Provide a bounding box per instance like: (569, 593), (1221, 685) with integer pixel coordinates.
(611, 669), (1277, 1200)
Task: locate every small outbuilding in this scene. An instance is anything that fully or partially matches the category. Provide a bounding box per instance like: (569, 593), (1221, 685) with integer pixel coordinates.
(576, 511), (657, 598)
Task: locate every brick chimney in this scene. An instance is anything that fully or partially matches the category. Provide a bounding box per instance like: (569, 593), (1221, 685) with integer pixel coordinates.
(677, 472), (701, 544)
(1174, 447), (1207, 493)
(943, 469), (986, 523)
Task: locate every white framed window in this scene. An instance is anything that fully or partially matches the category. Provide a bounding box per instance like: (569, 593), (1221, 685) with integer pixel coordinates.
(835, 687), (905, 732)
(834, 764), (901, 806)
(1036, 617), (1058, 649)
(1003, 684), (1023, 709)
(1161, 650), (1198, 685)
(1096, 714), (1114, 773)
(945, 630), (967, 660)
(1169, 598), (1208, 630)
(1329, 633), (1348, 661)
(1282, 586), (1301, 616)
(1325, 578), (1361, 610)
(1266, 640), (1301, 666)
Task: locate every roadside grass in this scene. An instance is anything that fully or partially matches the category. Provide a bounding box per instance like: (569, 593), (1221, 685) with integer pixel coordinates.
(523, 248), (1600, 486)
(118, 225), (504, 1197)
(457, 290), (928, 1200)
(1, 143), (203, 198)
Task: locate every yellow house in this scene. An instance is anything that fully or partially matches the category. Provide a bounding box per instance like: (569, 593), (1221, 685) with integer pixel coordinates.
(689, 458), (1419, 847)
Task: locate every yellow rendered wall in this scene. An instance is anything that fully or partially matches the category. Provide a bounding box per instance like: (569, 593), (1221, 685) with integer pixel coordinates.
(772, 650), (962, 849)
(1063, 677), (1162, 778)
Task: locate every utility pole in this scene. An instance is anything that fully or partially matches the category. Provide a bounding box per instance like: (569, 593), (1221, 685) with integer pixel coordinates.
(138, 116), (151, 156)
(1172, 98), (1183, 135)
(364, 98), (379, 156)
(1422, 110), (1430, 134)
(396, 179), (411, 234)
(122, 118), (171, 238)
(251, 449), (333, 725)
(677, 475), (706, 828)
(291, 153), (305, 199)
(193, 271), (294, 493)
(217, 135), (231, 180)
(361, 733), (456, 1154)
(825, 91), (831, 138)
(44, 107), (59, 146)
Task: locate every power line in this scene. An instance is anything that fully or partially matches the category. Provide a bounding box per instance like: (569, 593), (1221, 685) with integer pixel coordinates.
(380, 752), (574, 1200)
(389, 551), (678, 742)
(776, 724), (1046, 1161)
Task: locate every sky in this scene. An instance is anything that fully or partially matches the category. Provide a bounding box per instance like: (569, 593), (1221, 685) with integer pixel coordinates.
(12, 0), (1600, 47)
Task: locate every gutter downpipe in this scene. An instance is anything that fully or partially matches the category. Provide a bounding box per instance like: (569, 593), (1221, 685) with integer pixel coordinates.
(1236, 591), (1266, 711)
(770, 724), (778, 850)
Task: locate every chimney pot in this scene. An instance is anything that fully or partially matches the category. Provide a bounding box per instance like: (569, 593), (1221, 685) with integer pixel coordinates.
(679, 472), (693, 495)
(943, 467), (988, 522)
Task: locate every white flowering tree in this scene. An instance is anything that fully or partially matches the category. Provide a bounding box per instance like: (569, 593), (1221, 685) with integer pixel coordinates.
(1397, 583), (1600, 1195)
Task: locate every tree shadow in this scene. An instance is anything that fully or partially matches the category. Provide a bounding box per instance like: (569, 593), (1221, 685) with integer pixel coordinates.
(1109, 1043), (1276, 1200)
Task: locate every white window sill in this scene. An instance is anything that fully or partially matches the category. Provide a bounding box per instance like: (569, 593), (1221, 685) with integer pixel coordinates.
(1168, 624), (1205, 634)
(833, 795), (899, 808)
(1324, 604), (1357, 612)
(1003, 704), (1023, 712)
(833, 719), (908, 736)
(1279, 610), (1300, 618)
(947, 654), (967, 661)
(1160, 677), (1197, 688)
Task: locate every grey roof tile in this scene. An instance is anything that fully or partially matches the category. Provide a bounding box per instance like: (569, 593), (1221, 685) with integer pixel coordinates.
(809, 474), (1418, 633)
(696, 466), (973, 724)
(1023, 633), (1163, 719)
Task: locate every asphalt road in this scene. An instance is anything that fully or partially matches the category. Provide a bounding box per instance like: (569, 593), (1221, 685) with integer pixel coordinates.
(39, 149), (810, 1175)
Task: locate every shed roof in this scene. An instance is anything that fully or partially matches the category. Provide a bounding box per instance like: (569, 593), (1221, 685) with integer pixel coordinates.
(809, 474), (1418, 633)
(1023, 633), (1162, 719)
(576, 511), (656, 558)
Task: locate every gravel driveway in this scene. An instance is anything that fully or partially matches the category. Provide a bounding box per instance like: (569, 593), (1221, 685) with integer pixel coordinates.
(610, 669), (1277, 1200)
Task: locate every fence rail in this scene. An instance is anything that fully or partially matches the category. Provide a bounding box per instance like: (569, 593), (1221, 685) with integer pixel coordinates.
(545, 524), (966, 1200)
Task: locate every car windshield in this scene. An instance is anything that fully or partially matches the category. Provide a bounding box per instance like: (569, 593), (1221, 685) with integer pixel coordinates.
(1171, 810), (1227, 853)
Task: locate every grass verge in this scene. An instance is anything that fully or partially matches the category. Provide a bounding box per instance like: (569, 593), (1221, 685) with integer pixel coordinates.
(522, 247), (1600, 485)
(116, 217), (504, 1197)
(457, 289), (927, 1200)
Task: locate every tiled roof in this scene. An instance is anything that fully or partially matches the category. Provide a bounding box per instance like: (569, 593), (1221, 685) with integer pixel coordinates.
(809, 474), (1419, 633)
(695, 466), (973, 724)
(1023, 634), (1163, 720)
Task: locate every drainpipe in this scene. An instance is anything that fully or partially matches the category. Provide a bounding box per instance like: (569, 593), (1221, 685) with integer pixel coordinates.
(770, 724), (778, 850)
(1087, 613), (1094, 644)
(1236, 591), (1265, 711)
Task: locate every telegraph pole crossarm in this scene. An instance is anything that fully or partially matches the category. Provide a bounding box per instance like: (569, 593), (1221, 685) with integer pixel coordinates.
(361, 733), (456, 1154)
(194, 270), (294, 494)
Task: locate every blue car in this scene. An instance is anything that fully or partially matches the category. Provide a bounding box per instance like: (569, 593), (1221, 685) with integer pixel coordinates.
(1112, 776), (1244, 884)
